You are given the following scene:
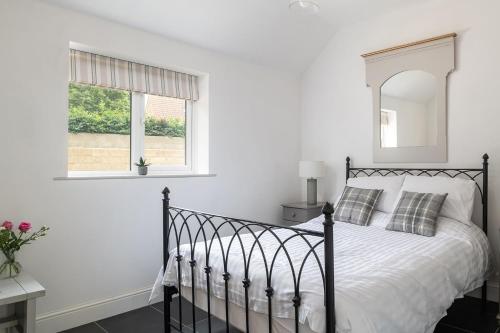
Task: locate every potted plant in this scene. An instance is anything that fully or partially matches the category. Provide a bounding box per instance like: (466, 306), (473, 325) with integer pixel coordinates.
(135, 157), (151, 175)
(0, 221), (49, 278)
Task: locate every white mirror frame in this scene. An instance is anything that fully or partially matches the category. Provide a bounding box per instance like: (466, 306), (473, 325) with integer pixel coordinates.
(363, 33), (456, 163)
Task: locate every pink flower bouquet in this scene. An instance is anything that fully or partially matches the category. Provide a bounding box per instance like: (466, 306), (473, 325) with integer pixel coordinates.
(0, 221), (49, 278)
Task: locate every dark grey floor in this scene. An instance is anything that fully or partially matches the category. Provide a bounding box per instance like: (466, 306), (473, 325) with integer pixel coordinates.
(60, 296), (498, 333)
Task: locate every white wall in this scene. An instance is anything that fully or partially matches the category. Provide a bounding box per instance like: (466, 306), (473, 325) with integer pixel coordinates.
(0, 0), (301, 331)
(301, 0), (500, 296)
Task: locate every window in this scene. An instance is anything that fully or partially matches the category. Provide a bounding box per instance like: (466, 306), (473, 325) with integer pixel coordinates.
(67, 48), (200, 176)
(68, 83), (192, 173)
(68, 83), (132, 172)
(380, 109), (397, 148)
(143, 95), (189, 167)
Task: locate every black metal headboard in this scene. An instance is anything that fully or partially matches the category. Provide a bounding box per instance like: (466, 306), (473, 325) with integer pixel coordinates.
(345, 154), (489, 234)
(345, 154), (490, 307)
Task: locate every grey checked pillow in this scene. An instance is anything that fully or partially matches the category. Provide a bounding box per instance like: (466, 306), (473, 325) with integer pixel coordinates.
(386, 191), (448, 237)
(333, 186), (383, 226)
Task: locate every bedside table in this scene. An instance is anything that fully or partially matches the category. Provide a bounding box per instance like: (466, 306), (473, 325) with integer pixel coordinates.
(281, 202), (325, 225)
(0, 273), (45, 333)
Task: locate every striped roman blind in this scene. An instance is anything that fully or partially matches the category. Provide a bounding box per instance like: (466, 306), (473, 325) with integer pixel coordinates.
(69, 49), (199, 101)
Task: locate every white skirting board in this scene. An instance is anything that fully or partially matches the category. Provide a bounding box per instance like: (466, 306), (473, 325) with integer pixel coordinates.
(34, 282), (498, 333)
(36, 287), (153, 333)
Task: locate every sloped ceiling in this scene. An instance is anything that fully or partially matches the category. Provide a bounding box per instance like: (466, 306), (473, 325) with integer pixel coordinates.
(41, 0), (426, 72)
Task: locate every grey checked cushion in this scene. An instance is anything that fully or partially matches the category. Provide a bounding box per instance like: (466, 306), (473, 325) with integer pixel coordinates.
(386, 191), (448, 237)
(333, 186), (383, 226)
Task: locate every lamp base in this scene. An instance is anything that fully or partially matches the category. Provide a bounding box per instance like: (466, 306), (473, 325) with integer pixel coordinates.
(306, 178), (317, 205)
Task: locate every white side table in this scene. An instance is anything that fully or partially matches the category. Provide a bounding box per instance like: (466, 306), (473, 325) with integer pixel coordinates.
(0, 273), (45, 333)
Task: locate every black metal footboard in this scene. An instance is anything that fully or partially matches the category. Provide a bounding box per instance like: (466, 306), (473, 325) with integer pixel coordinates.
(162, 187), (335, 333)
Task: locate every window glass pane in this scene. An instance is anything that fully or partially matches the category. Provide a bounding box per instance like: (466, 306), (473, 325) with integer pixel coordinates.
(68, 83), (131, 171)
(144, 95), (186, 166)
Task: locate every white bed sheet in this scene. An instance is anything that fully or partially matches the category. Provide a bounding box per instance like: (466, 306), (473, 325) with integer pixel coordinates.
(154, 211), (491, 333)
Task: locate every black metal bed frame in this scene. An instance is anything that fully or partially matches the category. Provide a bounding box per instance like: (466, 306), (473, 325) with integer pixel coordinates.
(162, 154), (489, 333)
(162, 191), (336, 333)
(346, 154), (489, 308)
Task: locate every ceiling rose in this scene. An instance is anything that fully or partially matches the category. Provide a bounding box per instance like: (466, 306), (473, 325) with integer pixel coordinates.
(288, 0), (320, 15)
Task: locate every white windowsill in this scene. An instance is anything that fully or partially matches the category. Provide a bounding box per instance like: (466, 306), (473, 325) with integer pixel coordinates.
(53, 173), (216, 181)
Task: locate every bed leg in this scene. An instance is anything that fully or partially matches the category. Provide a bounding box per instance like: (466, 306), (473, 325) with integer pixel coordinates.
(481, 282), (487, 313)
(323, 202), (335, 333)
(164, 286), (169, 333)
(164, 285), (179, 333)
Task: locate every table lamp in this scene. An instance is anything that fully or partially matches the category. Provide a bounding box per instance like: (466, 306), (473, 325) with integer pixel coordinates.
(299, 161), (325, 205)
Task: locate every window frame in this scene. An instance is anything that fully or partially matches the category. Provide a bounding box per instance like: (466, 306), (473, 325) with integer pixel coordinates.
(68, 87), (194, 177)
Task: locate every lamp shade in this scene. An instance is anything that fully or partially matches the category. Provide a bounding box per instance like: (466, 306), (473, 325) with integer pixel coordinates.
(299, 161), (325, 178)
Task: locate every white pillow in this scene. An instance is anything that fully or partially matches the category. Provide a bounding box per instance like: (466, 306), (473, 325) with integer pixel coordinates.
(344, 175), (406, 213)
(397, 175), (476, 226)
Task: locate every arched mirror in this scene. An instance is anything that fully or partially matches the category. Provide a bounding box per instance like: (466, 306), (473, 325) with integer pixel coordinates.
(363, 33), (456, 163)
(380, 70), (437, 148)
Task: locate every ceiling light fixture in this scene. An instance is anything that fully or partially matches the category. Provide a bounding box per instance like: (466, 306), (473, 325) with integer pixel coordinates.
(289, 0), (320, 15)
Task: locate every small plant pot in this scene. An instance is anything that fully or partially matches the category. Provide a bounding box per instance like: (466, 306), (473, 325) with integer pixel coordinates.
(138, 166), (148, 175)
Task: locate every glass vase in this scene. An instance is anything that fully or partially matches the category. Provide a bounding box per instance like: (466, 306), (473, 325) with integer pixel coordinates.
(0, 251), (21, 279)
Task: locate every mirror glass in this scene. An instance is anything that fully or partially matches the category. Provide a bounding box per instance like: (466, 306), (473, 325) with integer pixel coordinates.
(380, 70), (437, 148)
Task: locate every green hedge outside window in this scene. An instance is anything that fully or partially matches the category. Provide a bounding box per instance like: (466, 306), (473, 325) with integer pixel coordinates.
(68, 83), (185, 137)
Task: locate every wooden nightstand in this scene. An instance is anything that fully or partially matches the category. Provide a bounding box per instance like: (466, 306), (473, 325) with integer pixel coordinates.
(281, 202), (325, 225)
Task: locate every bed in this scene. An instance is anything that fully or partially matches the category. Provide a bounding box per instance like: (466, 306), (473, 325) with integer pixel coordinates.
(153, 155), (491, 333)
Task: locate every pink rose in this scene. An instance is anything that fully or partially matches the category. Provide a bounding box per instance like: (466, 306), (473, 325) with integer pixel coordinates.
(18, 222), (31, 233)
(2, 221), (13, 230)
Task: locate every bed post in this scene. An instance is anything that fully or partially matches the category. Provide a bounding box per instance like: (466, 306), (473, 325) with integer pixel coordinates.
(346, 156), (351, 182)
(162, 187), (176, 333)
(482, 154), (488, 236)
(323, 202), (335, 333)
(482, 154), (489, 311)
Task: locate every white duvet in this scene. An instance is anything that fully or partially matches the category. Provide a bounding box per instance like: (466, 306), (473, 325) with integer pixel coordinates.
(154, 212), (491, 333)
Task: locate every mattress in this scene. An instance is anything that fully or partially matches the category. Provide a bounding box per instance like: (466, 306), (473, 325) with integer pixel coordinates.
(153, 211), (491, 333)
